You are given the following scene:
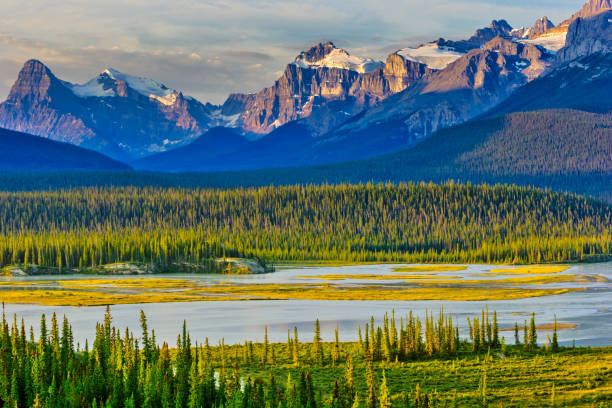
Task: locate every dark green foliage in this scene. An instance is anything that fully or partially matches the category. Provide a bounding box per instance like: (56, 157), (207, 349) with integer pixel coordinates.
(0, 183), (611, 267)
(0, 305), (588, 408)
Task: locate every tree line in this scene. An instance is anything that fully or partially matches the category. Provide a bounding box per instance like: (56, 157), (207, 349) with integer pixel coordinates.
(0, 183), (611, 268)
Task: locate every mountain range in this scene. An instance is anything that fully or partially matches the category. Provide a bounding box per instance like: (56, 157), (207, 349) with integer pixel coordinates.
(1, 0), (612, 194)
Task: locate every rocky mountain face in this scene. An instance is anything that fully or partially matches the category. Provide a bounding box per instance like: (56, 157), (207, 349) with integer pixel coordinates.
(511, 17), (556, 39)
(0, 61), (230, 160)
(557, 10), (612, 63)
(562, 0), (612, 25)
(433, 20), (513, 53)
(224, 42), (434, 136)
(306, 38), (551, 162)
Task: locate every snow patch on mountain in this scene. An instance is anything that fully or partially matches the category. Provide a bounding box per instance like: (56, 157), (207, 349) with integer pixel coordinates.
(294, 48), (382, 73)
(210, 110), (242, 128)
(70, 78), (116, 98)
(102, 68), (174, 98)
(521, 31), (567, 52)
(397, 43), (465, 70)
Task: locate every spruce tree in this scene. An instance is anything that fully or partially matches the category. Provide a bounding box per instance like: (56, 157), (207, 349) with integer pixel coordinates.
(529, 314), (538, 349)
(313, 319), (323, 364)
(263, 326), (269, 365)
(492, 311), (499, 347)
(332, 327), (340, 366)
(523, 320), (529, 351)
(293, 327), (299, 366)
(379, 370), (391, 408)
(551, 315), (559, 352)
(514, 322), (520, 346)
(365, 358), (377, 408)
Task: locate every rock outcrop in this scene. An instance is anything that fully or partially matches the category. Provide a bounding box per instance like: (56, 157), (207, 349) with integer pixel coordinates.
(530, 17), (556, 37)
(557, 10), (612, 63)
(434, 20), (513, 53)
(561, 0), (612, 26)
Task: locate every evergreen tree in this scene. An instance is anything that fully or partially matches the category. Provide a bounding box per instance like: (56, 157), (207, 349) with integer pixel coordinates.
(514, 322), (520, 346)
(313, 319), (323, 364)
(529, 314), (538, 349)
(379, 370), (392, 408)
(551, 315), (559, 352)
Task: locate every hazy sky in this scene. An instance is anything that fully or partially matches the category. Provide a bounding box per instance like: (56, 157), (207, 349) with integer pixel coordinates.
(0, 0), (583, 104)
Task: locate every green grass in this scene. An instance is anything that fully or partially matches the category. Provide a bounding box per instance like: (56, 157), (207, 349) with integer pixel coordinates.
(200, 341), (612, 407)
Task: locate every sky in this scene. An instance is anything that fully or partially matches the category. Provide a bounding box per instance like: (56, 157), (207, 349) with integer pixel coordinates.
(0, 0), (584, 104)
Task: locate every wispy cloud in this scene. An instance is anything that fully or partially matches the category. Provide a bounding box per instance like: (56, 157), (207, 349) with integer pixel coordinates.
(0, 0), (583, 103)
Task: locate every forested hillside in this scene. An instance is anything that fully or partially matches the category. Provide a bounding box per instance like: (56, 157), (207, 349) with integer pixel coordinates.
(1, 183), (611, 267)
(2, 109), (610, 202)
(0, 127), (130, 172)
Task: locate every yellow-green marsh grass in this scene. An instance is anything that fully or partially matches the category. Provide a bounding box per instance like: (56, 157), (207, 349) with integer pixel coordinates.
(416, 274), (596, 285)
(485, 265), (570, 275)
(0, 278), (584, 305)
(294, 274), (463, 281)
(391, 265), (468, 273)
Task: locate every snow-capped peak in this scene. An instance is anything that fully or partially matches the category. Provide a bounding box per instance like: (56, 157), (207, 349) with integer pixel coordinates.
(69, 68), (180, 105)
(397, 43), (465, 70)
(293, 45), (382, 74)
(101, 68), (179, 105)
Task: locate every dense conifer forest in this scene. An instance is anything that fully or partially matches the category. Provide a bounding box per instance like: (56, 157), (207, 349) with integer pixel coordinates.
(0, 306), (609, 407)
(0, 183), (611, 267)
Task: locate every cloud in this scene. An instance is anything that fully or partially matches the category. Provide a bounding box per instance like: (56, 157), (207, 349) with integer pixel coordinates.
(0, 0), (584, 103)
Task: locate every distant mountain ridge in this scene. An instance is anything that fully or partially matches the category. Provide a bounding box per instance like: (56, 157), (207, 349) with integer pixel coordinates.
(4, 0), (612, 177)
(0, 60), (235, 160)
(135, 37), (551, 172)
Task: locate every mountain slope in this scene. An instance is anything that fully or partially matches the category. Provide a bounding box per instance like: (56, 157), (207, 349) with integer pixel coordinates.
(0, 127), (130, 172)
(0, 60), (228, 160)
(488, 52), (612, 115)
(177, 109), (609, 202)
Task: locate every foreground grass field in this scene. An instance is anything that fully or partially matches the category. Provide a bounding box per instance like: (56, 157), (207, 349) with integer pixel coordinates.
(234, 343), (612, 407)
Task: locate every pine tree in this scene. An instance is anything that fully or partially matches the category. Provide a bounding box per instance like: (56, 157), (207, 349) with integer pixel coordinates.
(263, 326), (269, 365)
(366, 358), (377, 408)
(473, 318), (480, 352)
(379, 370), (391, 408)
(551, 315), (559, 352)
(313, 319), (323, 364)
(523, 320), (529, 351)
(293, 327), (299, 366)
(345, 356), (355, 398)
(332, 327), (340, 366)
(514, 322), (520, 346)
(529, 314), (538, 349)
(492, 311), (499, 347)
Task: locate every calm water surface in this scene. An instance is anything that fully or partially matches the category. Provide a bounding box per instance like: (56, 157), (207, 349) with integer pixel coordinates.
(2, 263), (611, 347)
